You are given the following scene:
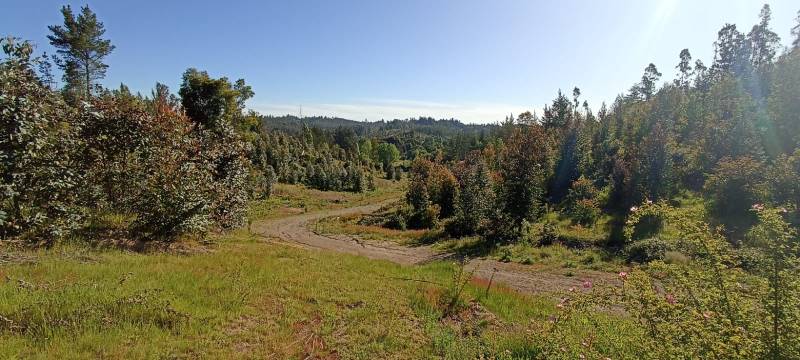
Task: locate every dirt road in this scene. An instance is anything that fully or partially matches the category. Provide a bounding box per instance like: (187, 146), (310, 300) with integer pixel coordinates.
(254, 201), (616, 295)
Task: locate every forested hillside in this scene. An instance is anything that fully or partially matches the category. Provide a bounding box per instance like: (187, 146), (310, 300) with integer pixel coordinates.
(2, 3), (800, 359)
(352, 5), (800, 358)
(396, 4), (800, 244)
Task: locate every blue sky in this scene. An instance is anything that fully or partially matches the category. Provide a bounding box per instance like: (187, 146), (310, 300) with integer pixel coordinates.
(3, 0), (798, 123)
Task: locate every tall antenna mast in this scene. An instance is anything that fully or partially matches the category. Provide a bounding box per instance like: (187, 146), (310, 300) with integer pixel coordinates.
(299, 105), (303, 118)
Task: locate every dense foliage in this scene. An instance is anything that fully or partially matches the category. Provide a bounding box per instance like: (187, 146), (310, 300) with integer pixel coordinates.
(398, 5), (800, 248)
(388, 7), (800, 357)
(0, 35), (255, 243)
(257, 127), (374, 192)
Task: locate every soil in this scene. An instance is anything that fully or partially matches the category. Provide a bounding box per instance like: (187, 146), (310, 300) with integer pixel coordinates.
(253, 200), (618, 295)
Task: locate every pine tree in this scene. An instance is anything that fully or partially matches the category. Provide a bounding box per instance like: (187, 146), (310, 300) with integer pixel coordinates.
(47, 5), (114, 100)
(748, 4), (780, 68)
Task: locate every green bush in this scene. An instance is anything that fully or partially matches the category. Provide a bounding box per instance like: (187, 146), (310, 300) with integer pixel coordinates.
(736, 247), (767, 272)
(624, 237), (670, 263)
(564, 176), (601, 226)
(704, 156), (768, 236)
(570, 198), (600, 226)
(384, 210), (407, 231)
(537, 221), (559, 246)
(580, 202), (800, 359)
(408, 204), (439, 230)
(662, 250), (690, 265)
(629, 212), (663, 240)
(0, 39), (85, 241)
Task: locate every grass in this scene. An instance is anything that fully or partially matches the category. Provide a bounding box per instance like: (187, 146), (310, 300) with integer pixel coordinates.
(0, 234), (640, 359)
(538, 210), (613, 246)
(315, 213), (439, 245)
(247, 178), (404, 222)
(0, 184), (642, 359)
(316, 206), (624, 272)
(433, 238), (624, 273)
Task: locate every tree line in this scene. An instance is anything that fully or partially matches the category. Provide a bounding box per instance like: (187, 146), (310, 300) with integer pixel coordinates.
(0, 5), (406, 243)
(403, 5), (800, 246)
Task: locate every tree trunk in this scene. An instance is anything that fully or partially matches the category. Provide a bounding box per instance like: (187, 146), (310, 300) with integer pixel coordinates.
(85, 61), (91, 99)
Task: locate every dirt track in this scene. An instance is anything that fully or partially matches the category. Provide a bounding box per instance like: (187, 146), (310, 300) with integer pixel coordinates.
(253, 201), (617, 295)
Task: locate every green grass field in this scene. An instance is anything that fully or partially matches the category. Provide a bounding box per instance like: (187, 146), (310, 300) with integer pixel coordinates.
(0, 184), (641, 359)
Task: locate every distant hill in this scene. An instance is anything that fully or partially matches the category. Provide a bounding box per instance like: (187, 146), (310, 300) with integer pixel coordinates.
(260, 115), (498, 138)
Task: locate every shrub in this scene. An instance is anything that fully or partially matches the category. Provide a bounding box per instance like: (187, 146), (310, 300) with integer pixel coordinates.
(384, 210), (407, 231)
(662, 250), (690, 265)
(564, 176), (600, 225)
(736, 247), (767, 272)
(0, 39), (85, 241)
(386, 164), (395, 180)
(570, 198), (600, 226)
(408, 204), (439, 230)
(406, 157), (460, 227)
(407, 168), (428, 210)
(628, 212), (664, 240)
(498, 246), (513, 262)
(769, 149), (800, 224)
(537, 221), (559, 246)
(562, 201), (800, 359)
(482, 210), (520, 244)
(624, 237), (670, 263)
(704, 156), (768, 236)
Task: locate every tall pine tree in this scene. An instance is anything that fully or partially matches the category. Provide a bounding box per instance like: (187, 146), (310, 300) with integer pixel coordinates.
(47, 5), (114, 101)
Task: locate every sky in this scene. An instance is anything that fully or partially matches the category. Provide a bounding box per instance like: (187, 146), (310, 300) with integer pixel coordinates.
(3, 0), (798, 123)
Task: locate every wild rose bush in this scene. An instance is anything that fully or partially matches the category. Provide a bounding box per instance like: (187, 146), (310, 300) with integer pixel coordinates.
(535, 202), (799, 359)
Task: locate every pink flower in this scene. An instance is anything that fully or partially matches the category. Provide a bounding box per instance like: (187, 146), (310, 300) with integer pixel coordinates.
(582, 280), (593, 289)
(779, 207), (789, 214)
(630, 206), (639, 212)
(579, 354), (586, 359)
(751, 203), (765, 212)
(702, 311), (713, 320)
(665, 293), (676, 305)
(569, 287), (576, 292)
(618, 271), (628, 281)
(645, 199), (653, 205)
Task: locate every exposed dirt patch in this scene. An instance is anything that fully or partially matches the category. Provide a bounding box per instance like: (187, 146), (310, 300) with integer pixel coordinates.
(0, 252), (38, 266)
(253, 200), (618, 296)
(291, 314), (339, 360)
(253, 200), (434, 265)
(441, 300), (500, 336)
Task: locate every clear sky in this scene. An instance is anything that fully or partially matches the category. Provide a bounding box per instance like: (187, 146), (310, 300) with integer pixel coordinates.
(3, 0), (798, 123)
